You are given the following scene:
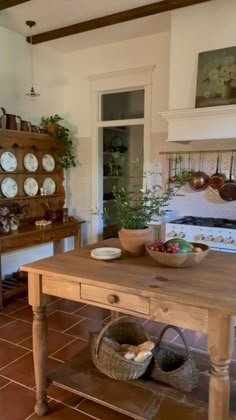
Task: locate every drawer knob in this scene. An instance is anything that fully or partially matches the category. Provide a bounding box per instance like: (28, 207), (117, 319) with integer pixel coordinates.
(107, 294), (119, 304)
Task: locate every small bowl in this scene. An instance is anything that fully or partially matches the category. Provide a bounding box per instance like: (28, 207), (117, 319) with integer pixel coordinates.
(145, 242), (210, 268)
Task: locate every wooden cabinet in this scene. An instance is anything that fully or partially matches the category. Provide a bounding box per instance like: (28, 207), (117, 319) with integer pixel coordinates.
(0, 129), (84, 308)
(0, 129), (64, 221)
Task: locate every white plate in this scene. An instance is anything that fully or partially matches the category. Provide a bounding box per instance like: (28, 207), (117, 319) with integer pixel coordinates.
(23, 153), (38, 172)
(91, 247), (121, 260)
(42, 154), (55, 172)
(24, 177), (39, 196)
(42, 177), (56, 195)
(0, 151), (17, 172)
(1, 177), (18, 198)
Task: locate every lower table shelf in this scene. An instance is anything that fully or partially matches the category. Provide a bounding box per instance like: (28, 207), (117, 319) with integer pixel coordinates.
(2, 276), (28, 300)
(49, 346), (208, 420)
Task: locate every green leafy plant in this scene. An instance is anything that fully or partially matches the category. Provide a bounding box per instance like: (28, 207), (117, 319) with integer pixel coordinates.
(41, 114), (76, 169)
(97, 155), (187, 230)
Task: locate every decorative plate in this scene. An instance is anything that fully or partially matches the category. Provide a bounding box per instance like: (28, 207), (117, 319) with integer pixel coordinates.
(42, 177), (56, 195)
(24, 177), (39, 196)
(1, 177), (18, 198)
(0, 151), (17, 172)
(23, 153), (38, 172)
(42, 154), (55, 172)
(91, 247), (122, 260)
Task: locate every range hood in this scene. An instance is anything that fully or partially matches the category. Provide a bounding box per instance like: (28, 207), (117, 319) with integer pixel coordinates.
(161, 105), (236, 142)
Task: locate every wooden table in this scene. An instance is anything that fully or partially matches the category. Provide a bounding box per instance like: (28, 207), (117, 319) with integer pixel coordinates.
(21, 239), (236, 420)
(0, 218), (83, 308)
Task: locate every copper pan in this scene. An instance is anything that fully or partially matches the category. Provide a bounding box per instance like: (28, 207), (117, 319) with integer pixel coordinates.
(189, 153), (209, 192)
(219, 155), (236, 201)
(209, 153), (226, 190)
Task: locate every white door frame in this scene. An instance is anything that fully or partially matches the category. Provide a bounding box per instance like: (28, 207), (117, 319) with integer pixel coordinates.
(89, 65), (155, 242)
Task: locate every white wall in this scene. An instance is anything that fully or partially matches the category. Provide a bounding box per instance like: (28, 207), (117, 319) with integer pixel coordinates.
(165, 0), (236, 219)
(169, 0), (236, 110)
(0, 25), (65, 276)
(0, 25), (65, 124)
(64, 32), (170, 243)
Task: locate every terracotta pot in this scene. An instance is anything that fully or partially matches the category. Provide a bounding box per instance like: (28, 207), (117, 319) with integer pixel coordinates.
(44, 123), (59, 134)
(118, 227), (154, 257)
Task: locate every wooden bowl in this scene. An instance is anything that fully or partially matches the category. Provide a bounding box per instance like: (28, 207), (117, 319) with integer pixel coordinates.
(145, 242), (210, 268)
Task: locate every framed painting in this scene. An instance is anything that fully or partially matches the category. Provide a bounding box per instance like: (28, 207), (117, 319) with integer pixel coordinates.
(195, 46), (236, 108)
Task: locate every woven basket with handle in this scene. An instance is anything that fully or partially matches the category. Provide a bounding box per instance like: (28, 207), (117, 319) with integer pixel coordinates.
(151, 325), (199, 392)
(90, 316), (153, 381)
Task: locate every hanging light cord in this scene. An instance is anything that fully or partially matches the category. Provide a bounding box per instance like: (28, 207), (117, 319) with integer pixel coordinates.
(29, 30), (34, 89)
(25, 20), (39, 96)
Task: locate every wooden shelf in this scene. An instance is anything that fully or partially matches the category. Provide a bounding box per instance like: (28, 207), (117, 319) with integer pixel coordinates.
(49, 346), (208, 420)
(2, 276), (28, 300)
(49, 346), (159, 420)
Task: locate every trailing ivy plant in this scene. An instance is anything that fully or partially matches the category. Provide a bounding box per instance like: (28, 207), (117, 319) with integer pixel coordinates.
(41, 114), (76, 169)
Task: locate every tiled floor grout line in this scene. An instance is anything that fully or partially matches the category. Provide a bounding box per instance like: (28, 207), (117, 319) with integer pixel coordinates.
(62, 318), (85, 334)
(0, 380), (12, 390)
(76, 407), (101, 419)
(0, 336), (34, 350)
(2, 303), (29, 315)
(72, 304), (88, 314)
(0, 375), (36, 391)
(50, 336), (79, 358)
(0, 349), (31, 371)
(0, 319), (18, 329)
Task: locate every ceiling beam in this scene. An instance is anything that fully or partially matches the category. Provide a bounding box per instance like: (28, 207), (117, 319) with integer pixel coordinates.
(0, 0), (30, 10)
(28, 0), (212, 44)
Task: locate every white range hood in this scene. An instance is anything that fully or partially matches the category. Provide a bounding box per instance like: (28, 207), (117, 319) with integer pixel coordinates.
(161, 105), (236, 142)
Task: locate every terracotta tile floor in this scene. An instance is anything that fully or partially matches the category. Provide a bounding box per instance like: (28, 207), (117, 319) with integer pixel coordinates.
(0, 295), (236, 420)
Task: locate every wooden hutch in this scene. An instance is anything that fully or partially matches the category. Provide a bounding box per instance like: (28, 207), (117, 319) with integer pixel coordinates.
(0, 129), (83, 308)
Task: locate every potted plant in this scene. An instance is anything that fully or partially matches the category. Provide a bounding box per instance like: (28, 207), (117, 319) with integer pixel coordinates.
(101, 156), (188, 256)
(41, 114), (76, 169)
(0, 202), (29, 233)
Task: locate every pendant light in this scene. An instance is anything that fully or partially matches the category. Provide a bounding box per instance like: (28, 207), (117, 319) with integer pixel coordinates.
(25, 20), (40, 97)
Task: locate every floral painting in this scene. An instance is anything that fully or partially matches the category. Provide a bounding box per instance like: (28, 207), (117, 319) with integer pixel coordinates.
(195, 46), (236, 108)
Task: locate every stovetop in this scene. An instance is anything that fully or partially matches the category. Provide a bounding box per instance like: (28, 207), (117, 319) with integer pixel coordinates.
(171, 216), (236, 229)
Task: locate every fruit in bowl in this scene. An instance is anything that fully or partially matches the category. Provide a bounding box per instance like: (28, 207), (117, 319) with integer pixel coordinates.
(146, 239), (210, 268)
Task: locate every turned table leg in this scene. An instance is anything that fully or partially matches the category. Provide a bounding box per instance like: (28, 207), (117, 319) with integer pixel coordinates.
(208, 310), (234, 420)
(33, 306), (48, 416)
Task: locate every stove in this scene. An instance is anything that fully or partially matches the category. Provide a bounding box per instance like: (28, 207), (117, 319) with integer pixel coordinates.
(165, 216), (236, 252)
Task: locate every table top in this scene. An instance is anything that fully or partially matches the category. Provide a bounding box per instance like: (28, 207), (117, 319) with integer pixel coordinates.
(21, 238), (236, 314)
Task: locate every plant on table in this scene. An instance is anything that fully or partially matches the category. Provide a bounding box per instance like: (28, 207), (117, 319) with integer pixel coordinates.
(95, 153), (188, 256)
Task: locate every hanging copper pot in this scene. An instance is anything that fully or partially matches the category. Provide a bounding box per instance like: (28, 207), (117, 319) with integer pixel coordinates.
(219, 155), (236, 202)
(189, 153), (209, 192)
(209, 153), (226, 190)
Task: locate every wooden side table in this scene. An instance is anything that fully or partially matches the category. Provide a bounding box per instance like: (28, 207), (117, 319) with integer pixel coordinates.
(0, 218), (84, 309)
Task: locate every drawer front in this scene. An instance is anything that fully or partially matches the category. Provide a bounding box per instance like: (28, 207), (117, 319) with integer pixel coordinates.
(42, 276), (80, 301)
(81, 284), (149, 315)
(0, 232), (44, 252)
(43, 226), (77, 242)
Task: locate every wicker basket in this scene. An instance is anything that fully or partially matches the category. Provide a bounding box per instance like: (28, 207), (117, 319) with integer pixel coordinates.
(151, 325), (199, 392)
(90, 316), (153, 381)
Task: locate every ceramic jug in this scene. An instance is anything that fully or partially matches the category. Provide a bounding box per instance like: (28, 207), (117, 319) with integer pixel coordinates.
(31, 125), (40, 133)
(0, 107), (5, 128)
(20, 120), (31, 132)
(0, 107), (21, 130)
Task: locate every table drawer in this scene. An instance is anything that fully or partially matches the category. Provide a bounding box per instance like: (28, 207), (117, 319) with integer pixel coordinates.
(81, 284), (149, 315)
(43, 226), (77, 242)
(0, 231), (44, 252)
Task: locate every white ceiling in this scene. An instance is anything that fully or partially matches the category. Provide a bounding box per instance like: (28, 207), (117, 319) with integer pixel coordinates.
(0, 0), (170, 51)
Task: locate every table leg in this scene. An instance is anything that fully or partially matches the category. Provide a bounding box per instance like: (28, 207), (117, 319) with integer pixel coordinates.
(208, 310), (234, 420)
(33, 306), (48, 416)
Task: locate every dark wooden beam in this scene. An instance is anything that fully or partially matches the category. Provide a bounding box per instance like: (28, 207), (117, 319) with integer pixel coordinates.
(0, 0), (30, 10)
(28, 0), (212, 44)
